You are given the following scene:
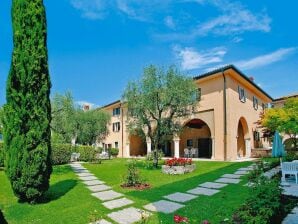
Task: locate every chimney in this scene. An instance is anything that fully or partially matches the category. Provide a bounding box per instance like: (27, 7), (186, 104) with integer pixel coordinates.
(249, 76), (254, 82)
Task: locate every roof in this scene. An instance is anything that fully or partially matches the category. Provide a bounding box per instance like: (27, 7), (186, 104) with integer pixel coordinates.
(100, 100), (121, 109)
(193, 64), (273, 101)
(274, 93), (298, 102)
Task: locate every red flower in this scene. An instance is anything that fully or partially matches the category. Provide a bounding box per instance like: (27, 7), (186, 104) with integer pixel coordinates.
(166, 157), (192, 167)
(174, 214), (189, 223)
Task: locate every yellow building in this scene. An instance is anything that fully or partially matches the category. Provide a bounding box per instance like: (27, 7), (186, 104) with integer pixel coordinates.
(100, 65), (273, 161)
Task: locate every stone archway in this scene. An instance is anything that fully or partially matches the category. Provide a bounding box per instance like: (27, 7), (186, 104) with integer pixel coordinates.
(237, 117), (249, 158)
(129, 134), (147, 156)
(180, 119), (212, 158)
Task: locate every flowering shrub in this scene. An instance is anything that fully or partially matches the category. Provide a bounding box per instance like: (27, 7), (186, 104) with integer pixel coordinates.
(165, 157), (192, 167)
(174, 214), (188, 223)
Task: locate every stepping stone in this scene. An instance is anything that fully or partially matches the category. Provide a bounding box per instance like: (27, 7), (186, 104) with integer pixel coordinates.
(93, 219), (112, 224)
(143, 200), (184, 214)
(222, 174), (242, 179)
(87, 184), (111, 192)
(187, 187), (219, 196)
(83, 180), (105, 186)
(234, 170), (249, 175)
(91, 190), (123, 201)
(73, 169), (89, 173)
(77, 172), (93, 177)
(163, 192), (197, 203)
(79, 175), (98, 181)
(215, 178), (241, 184)
(102, 197), (134, 209)
(238, 167), (253, 171)
(199, 182), (227, 189)
(108, 207), (150, 224)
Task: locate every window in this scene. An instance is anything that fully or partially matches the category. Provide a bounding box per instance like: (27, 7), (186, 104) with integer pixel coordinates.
(253, 96), (258, 110)
(262, 103), (268, 110)
(238, 86), (246, 102)
(253, 131), (260, 141)
(112, 107), (120, 116)
(186, 139), (193, 147)
(112, 122), (120, 132)
(115, 142), (119, 149)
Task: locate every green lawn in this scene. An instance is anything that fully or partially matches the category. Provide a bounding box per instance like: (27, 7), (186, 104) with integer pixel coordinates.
(0, 159), (252, 223)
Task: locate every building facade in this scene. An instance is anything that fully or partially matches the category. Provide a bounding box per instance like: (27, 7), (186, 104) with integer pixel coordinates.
(100, 65), (273, 161)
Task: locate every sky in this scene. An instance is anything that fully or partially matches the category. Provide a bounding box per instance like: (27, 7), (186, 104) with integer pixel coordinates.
(0, 0), (298, 108)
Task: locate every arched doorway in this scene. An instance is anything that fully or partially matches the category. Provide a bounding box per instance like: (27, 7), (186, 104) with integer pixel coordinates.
(129, 135), (147, 156)
(237, 117), (249, 158)
(180, 119), (212, 158)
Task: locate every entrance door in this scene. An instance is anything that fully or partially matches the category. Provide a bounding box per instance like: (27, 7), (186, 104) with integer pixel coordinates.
(162, 141), (171, 157)
(198, 138), (212, 158)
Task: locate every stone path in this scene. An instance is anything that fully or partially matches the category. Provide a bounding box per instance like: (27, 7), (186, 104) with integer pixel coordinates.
(143, 164), (255, 214)
(70, 162), (149, 224)
(281, 181), (298, 223)
(71, 162), (255, 222)
(282, 206), (298, 224)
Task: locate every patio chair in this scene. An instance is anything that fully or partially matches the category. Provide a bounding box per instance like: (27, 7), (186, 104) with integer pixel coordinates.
(190, 148), (197, 158)
(184, 148), (190, 158)
(281, 162), (298, 184)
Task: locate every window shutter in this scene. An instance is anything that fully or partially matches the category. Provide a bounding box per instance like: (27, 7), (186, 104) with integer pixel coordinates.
(238, 86), (241, 100)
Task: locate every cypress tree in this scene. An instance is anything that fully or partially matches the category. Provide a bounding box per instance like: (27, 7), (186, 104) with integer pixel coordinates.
(4, 0), (52, 202)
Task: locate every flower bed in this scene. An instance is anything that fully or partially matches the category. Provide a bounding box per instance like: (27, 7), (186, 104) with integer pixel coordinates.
(162, 158), (196, 175)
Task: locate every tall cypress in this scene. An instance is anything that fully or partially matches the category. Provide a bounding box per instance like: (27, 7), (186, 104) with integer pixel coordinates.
(4, 0), (52, 202)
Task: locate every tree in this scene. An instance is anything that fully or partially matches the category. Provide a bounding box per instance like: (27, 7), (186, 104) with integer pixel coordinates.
(51, 92), (77, 143)
(51, 92), (110, 145)
(261, 98), (298, 150)
(0, 107), (3, 135)
(3, 0), (52, 202)
(123, 65), (198, 166)
(76, 109), (110, 145)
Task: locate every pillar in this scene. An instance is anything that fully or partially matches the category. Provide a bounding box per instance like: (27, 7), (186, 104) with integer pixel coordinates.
(173, 136), (180, 158)
(211, 137), (215, 159)
(125, 142), (130, 158)
(245, 138), (251, 158)
(146, 137), (152, 154)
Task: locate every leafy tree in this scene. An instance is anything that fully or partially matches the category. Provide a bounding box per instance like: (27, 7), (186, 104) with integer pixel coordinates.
(123, 65), (198, 167)
(51, 92), (110, 145)
(262, 98), (298, 150)
(51, 92), (76, 143)
(76, 109), (110, 145)
(4, 0), (52, 202)
(0, 107), (3, 135)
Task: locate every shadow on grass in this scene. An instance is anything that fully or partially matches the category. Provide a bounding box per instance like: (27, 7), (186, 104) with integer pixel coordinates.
(0, 209), (8, 224)
(40, 179), (77, 204)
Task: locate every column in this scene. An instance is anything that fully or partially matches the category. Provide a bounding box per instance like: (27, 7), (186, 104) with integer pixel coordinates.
(173, 136), (180, 158)
(146, 137), (152, 154)
(211, 137), (215, 159)
(125, 142), (130, 158)
(245, 138), (251, 158)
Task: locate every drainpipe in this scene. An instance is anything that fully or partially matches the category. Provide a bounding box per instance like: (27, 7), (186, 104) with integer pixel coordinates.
(222, 70), (227, 161)
(121, 103), (124, 158)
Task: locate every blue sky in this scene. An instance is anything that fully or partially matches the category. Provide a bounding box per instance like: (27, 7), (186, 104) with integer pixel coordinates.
(0, 0), (297, 107)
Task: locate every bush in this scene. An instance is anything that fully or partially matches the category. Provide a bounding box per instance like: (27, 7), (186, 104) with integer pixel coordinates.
(110, 148), (119, 157)
(51, 144), (72, 165)
(75, 145), (98, 162)
(123, 159), (143, 187)
(233, 164), (282, 224)
(0, 142), (4, 167)
(285, 151), (298, 162)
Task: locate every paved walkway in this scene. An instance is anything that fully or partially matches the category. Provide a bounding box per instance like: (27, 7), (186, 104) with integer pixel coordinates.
(70, 162), (150, 224)
(143, 164), (255, 214)
(71, 162), (258, 223)
(281, 179), (298, 223)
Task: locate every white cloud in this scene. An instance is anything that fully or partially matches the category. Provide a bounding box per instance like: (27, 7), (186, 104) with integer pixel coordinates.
(70, 0), (107, 20)
(235, 47), (297, 70)
(174, 46), (227, 70)
(164, 16), (175, 29)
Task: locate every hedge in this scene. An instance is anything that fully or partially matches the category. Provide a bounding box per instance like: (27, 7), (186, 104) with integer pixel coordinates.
(74, 145), (99, 162)
(51, 144), (72, 165)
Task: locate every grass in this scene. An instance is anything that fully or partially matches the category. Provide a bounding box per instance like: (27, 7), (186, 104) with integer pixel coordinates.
(0, 159), (253, 223)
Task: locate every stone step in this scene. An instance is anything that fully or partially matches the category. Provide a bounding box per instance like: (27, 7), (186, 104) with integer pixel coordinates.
(91, 190), (123, 201)
(83, 180), (105, 186)
(143, 200), (184, 214)
(163, 192), (197, 203)
(187, 187), (219, 196)
(215, 178), (241, 184)
(102, 197), (134, 209)
(199, 182), (227, 189)
(87, 184), (111, 192)
(108, 207), (150, 224)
